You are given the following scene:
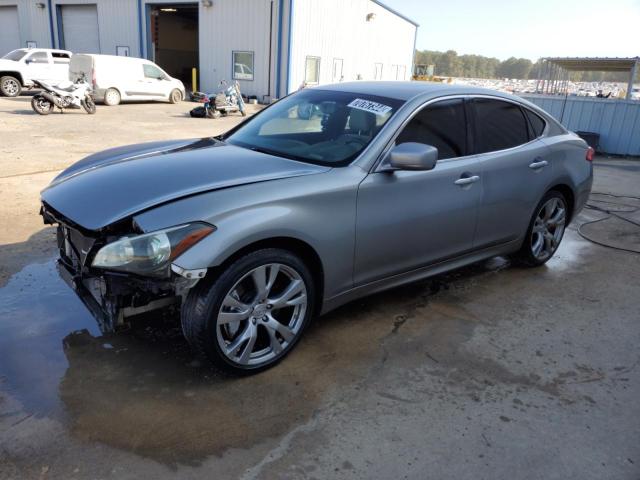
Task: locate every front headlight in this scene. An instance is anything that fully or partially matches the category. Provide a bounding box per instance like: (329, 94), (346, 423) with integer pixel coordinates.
(91, 223), (215, 275)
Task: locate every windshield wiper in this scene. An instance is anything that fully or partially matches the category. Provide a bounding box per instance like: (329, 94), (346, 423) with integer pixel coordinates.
(241, 144), (308, 163)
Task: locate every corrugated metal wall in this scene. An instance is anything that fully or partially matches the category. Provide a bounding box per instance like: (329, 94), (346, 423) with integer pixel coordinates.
(198, 0), (277, 100)
(521, 95), (640, 156)
(52, 0), (139, 56)
(0, 0), (52, 51)
(288, 0), (416, 92)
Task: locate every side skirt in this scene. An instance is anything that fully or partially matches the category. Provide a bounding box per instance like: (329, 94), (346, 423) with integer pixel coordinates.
(320, 239), (521, 315)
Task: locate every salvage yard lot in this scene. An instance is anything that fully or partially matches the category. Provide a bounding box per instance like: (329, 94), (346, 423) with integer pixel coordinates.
(1, 95), (639, 479)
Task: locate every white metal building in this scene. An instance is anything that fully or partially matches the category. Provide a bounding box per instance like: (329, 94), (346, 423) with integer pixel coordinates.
(0, 0), (417, 100)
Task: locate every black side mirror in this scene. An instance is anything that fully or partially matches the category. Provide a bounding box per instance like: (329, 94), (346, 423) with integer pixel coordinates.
(386, 142), (438, 171)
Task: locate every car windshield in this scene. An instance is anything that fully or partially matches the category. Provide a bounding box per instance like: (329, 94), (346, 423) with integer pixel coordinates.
(2, 49), (27, 61)
(224, 89), (404, 166)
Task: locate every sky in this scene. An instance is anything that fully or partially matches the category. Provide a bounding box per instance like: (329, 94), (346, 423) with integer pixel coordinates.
(383, 0), (640, 61)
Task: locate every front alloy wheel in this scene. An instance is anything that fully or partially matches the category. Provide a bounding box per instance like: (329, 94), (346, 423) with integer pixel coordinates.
(216, 263), (307, 366)
(181, 249), (315, 374)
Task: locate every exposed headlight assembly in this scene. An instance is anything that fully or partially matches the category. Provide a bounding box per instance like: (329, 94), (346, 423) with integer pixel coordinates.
(91, 223), (215, 275)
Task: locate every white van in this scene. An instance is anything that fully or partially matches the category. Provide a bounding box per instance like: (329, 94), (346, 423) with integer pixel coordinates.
(69, 54), (185, 106)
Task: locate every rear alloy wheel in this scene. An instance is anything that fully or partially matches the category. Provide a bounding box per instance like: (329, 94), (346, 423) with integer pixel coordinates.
(103, 88), (121, 106)
(169, 88), (182, 104)
(515, 191), (568, 266)
(181, 249), (315, 374)
(0, 76), (22, 97)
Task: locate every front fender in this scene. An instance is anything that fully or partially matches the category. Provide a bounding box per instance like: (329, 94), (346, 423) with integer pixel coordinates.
(132, 167), (366, 299)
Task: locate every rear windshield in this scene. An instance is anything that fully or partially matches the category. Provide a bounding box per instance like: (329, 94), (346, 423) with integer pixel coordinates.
(225, 89), (404, 167)
(2, 49), (27, 61)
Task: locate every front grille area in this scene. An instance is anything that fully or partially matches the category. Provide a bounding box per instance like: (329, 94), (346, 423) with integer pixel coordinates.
(56, 224), (96, 273)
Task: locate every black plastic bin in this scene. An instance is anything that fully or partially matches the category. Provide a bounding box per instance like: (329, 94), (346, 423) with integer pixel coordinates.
(576, 131), (600, 151)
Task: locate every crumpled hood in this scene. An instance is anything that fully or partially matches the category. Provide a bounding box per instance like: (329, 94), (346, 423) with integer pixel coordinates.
(41, 138), (329, 231)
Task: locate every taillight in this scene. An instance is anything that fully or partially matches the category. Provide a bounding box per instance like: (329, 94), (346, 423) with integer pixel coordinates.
(586, 147), (595, 162)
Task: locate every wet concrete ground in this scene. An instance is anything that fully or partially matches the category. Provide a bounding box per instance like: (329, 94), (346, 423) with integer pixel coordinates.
(1, 160), (639, 479)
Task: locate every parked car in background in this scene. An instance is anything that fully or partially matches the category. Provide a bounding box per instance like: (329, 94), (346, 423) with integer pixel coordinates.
(0, 48), (72, 97)
(40, 82), (593, 374)
(69, 54), (185, 106)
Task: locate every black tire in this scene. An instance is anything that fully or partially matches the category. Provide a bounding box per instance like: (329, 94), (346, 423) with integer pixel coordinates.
(103, 88), (121, 106)
(0, 75), (22, 97)
(513, 190), (568, 267)
(169, 88), (182, 104)
(181, 248), (316, 375)
(31, 95), (53, 115)
(81, 96), (96, 114)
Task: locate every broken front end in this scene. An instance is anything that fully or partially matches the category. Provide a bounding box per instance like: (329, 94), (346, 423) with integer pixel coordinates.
(41, 203), (214, 332)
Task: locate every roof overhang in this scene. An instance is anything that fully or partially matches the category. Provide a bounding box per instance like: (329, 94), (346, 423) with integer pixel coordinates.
(543, 57), (639, 72)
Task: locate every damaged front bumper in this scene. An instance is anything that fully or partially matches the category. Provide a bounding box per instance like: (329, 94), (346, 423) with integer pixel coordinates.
(43, 205), (206, 333)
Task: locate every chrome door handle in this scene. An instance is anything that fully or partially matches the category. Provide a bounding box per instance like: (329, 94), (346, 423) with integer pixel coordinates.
(529, 160), (548, 169)
(454, 175), (480, 186)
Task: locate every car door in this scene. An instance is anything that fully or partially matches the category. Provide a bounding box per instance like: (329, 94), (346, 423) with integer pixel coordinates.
(24, 51), (52, 82)
(140, 63), (171, 98)
(470, 98), (554, 248)
(354, 98), (482, 285)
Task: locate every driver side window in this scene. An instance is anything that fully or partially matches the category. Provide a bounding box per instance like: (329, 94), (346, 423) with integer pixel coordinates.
(26, 52), (49, 64)
(143, 64), (165, 79)
(396, 99), (468, 160)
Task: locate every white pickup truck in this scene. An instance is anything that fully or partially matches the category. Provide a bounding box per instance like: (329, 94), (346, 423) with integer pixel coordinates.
(0, 48), (72, 97)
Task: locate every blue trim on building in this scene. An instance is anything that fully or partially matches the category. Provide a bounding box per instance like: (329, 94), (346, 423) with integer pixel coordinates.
(370, 0), (419, 27)
(145, 3), (153, 60)
(47, 0), (56, 48)
(137, 0), (144, 58)
(55, 5), (64, 50)
(285, 0), (293, 94)
(275, 0), (284, 98)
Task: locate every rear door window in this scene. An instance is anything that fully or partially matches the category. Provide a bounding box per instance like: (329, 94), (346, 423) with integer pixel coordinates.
(396, 99), (467, 160)
(523, 108), (546, 138)
(52, 52), (71, 64)
(473, 98), (530, 153)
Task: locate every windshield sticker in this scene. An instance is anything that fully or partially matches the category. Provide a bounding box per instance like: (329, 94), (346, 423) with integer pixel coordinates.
(348, 98), (392, 116)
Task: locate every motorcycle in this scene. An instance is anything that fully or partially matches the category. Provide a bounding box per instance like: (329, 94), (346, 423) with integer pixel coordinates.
(30, 74), (96, 115)
(189, 80), (246, 119)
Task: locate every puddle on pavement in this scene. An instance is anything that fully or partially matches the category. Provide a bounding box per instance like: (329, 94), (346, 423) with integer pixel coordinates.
(0, 236), (591, 466)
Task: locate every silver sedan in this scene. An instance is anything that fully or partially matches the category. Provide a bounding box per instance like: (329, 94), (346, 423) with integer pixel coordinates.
(40, 82), (593, 374)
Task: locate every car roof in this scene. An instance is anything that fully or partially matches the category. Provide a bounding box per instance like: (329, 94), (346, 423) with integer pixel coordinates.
(23, 48), (72, 54)
(314, 81), (523, 102)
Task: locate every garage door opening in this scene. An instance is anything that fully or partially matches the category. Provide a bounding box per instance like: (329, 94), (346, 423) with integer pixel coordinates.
(147, 3), (198, 88)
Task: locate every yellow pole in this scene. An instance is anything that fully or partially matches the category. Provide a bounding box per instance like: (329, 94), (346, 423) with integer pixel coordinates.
(192, 67), (197, 93)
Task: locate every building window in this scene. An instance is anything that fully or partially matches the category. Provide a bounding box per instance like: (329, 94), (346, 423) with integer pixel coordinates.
(233, 51), (254, 81)
(374, 63), (383, 80)
(391, 65), (406, 80)
(305, 56), (320, 84)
